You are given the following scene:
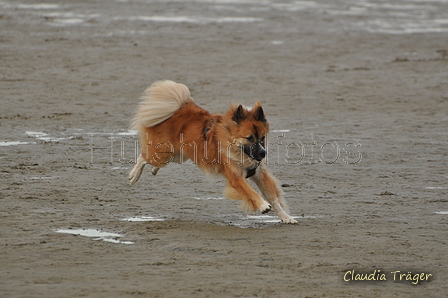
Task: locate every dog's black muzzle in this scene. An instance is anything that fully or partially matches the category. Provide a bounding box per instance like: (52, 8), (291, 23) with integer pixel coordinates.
(243, 142), (266, 162)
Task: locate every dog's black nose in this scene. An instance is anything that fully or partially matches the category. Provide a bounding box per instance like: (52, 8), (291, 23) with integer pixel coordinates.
(252, 144), (266, 161)
(254, 151), (265, 162)
(244, 142), (266, 161)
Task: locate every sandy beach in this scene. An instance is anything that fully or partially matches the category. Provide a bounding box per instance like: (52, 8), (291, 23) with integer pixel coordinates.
(1, 0), (448, 297)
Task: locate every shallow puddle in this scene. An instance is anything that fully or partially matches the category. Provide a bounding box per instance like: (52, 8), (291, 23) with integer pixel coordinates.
(29, 176), (59, 180)
(55, 228), (134, 244)
(119, 16), (262, 24)
(26, 131), (71, 142)
(435, 211), (448, 215)
(114, 130), (138, 136)
(231, 214), (318, 228)
(193, 197), (225, 200)
(0, 141), (31, 146)
(122, 216), (165, 222)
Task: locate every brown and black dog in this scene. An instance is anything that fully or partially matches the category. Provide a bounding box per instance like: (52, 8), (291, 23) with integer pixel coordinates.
(129, 80), (297, 224)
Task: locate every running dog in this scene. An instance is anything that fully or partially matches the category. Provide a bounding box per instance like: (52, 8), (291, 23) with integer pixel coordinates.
(129, 80), (297, 224)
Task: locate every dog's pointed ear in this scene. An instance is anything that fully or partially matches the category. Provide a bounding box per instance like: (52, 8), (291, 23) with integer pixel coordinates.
(233, 105), (245, 124)
(255, 105), (267, 123)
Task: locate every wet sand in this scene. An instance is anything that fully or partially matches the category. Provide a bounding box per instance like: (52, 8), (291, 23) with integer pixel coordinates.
(1, 0), (448, 297)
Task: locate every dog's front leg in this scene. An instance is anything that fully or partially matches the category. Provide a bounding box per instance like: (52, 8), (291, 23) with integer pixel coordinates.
(222, 167), (271, 213)
(250, 164), (298, 224)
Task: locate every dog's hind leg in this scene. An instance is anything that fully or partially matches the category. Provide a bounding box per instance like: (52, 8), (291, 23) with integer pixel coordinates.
(129, 154), (147, 185)
(151, 167), (160, 175)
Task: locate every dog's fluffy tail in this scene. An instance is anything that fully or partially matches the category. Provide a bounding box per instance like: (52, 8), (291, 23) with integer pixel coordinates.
(132, 80), (193, 130)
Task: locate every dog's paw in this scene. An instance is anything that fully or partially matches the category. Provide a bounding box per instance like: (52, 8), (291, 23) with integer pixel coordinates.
(128, 173), (139, 185)
(281, 217), (298, 224)
(260, 202), (272, 214)
(128, 168), (143, 185)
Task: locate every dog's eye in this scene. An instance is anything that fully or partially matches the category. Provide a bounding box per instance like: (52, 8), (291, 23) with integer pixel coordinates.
(246, 135), (254, 142)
